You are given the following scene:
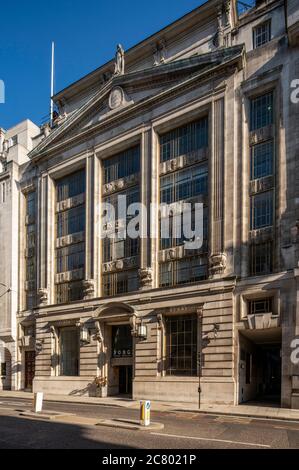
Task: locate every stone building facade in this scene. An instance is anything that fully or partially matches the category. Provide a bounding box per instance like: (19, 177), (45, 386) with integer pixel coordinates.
(10, 0), (299, 407)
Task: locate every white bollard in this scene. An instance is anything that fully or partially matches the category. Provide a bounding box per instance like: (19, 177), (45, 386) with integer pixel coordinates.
(140, 400), (151, 427)
(33, 392), (43, 413)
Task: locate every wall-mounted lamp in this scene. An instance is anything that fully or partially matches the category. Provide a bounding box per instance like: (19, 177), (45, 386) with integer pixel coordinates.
(137, 324), (147, 341)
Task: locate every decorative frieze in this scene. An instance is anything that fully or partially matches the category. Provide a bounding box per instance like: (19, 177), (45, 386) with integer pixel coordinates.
(247, 313), (280, 330)
(55, 269), (84, 284)
(249, 226), (274, 243)
(102, 172), (139, 196)
(56, 193), (85, 213)
(249, 124), (274, 146)
(249, 175), (274, 195)
(102, 255), (139, 273)
(56, 231), (85, 248)
(159, 148), (208, 176)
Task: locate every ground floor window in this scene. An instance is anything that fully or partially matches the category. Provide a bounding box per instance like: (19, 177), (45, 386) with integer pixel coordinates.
(165, 314), (198, 376)
(59, 327), (79, 376)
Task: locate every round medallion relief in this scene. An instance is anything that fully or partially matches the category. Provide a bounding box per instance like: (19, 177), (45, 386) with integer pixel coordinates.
(109, 87), (124, 110)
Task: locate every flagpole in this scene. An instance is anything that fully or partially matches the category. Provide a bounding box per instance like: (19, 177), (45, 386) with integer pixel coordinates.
(50, 41), (55, 126)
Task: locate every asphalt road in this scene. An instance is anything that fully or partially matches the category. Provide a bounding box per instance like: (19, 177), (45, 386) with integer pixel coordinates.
(0, 396), (299, 449)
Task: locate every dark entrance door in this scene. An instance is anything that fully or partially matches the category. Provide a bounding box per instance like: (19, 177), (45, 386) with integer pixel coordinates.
(119, 366), (133, 396)
(260, 345), (281, 400)
(25, 351), (35, 390)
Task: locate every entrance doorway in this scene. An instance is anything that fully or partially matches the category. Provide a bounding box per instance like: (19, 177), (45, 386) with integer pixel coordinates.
(119, 366), (133, 396)
(25, 351), (35, 390)
(239, 329), (282, 405)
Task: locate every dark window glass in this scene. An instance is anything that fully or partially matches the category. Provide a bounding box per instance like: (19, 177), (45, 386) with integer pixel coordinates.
(165, 315), (198, 376)
(250, 92), (273, 131)
(249, 298), (273, 315)
(1, 363), (7, 376)
(253, 21), (271, 49)
(56, 281), (84, 304)
(57, 205), (85, 238)
(103, 270), (139, 297)
(25, 192), (37, 310)
(251, 191), (273, 229)
(60, 328), (79, 376)
(56, 242), (85, 273)
(57, 170), (85, 202)
(103, 146), (140, 184)
(112, 325), (133, 358)
(159, 257), (207, 288)
(250, 242), (273, 276)
(160, 118), (208, 163)
(251, 141), (273, 180)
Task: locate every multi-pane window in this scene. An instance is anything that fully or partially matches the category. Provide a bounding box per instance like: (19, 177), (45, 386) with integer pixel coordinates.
(165, 315), (198, 376)
(159, 119), (209, 287)
(253, 20), (271, 49)
(56, 242), (85, 273)
(25, 192), (37, 310)
(103, 146), (140, 183)
(250, 92), (273, 131)
(249, 92), (275, 276)
(160, 164), (208, 204)
(160, 257), (207, 288)
(102, 147), (140, 297)
(55, 170), (86, 304)
(250, 241), (273, 276)
(59, 328), (79, 376)
(103, 270), (139, 297)
(251, 191), (273, 229)
(160, 119), (208, 162)
(251, 141), (273, 180)
(249, 298), (273, 315)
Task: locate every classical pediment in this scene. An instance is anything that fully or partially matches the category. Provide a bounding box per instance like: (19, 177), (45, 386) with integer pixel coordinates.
(29, 45), (244, 159)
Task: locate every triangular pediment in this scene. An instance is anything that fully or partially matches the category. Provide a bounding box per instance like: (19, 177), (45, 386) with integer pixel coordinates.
(29, 45), (244, 159)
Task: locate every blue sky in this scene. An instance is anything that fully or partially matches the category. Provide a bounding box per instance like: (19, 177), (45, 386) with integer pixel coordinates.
(0, 0), (205, 130)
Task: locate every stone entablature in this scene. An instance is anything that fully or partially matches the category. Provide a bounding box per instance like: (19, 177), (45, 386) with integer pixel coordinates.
(102, 172), (140, 196)
(159, 148), (209, 176)
(102, 256), (139, 273)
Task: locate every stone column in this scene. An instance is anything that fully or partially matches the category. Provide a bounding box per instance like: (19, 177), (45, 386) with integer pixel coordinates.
(209, 97), (226, 278)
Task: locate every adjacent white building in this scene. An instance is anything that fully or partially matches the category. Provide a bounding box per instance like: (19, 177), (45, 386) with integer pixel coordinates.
(0, 120), (40, 390)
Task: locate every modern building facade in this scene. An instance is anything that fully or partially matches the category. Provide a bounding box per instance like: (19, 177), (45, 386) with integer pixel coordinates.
(0, 120), (41, 390)
(5, 0), (299, 408)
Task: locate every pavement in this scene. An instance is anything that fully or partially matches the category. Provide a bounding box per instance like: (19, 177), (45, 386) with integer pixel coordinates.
(1, 390), (299, 422)
(1, 394), (299, 448)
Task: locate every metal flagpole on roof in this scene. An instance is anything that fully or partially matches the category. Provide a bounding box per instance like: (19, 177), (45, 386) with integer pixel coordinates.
(50, 41), (55, 127)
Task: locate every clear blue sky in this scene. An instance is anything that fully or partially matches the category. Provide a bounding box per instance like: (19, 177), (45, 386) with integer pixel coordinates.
(0, 0), (205, 130)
